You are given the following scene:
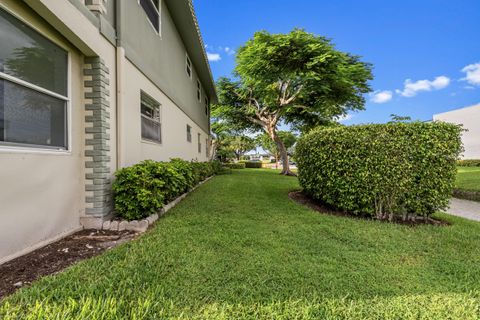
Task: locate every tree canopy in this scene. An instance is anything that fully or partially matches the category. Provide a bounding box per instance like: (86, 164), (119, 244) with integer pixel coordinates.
(214, 29), (373, 174)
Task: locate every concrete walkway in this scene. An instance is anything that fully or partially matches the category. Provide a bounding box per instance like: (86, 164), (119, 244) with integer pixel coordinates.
(445, 198), (480, 222)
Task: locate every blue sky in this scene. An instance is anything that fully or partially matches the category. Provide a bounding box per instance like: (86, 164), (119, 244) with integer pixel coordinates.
(195, 0), (480, 125)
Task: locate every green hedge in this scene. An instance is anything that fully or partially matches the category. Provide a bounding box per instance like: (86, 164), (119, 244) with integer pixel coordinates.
(113, 159), (220, 221)
(244, 161), (263, 168)
(296, 122), (463, 220)
(457, 159), (480, 167)
(225, 163), (246, 169)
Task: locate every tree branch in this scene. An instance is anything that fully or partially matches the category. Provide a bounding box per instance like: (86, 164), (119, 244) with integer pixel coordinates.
(282, 84), (304, 105)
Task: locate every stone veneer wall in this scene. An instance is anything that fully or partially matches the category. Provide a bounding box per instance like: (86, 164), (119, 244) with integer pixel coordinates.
(83, 57), (113, 225)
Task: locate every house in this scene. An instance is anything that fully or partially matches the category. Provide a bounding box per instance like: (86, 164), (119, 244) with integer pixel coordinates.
(0, 0), (217, 264)
(433, 104), (480, 159)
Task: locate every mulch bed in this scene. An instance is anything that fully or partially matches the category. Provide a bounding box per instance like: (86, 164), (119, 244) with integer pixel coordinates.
(289, 190), (449, 226)
(0, 229), (138, 300)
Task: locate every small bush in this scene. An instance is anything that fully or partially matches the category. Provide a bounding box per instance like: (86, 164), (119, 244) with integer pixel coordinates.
(244, 161), (263, 168)
(113, 159), (218, 221)
(225, 163), (246, 169)
(170, 158), (195, 191)
(296, 122), (463, 220)
(191, 161), (213, 184)
(457, 159), (480, 167)
(112, 160), (165, 221)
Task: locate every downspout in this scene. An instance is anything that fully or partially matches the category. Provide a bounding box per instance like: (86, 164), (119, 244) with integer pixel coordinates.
(115, 0), (122, 170)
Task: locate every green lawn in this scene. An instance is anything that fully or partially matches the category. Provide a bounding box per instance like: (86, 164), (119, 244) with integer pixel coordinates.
(1, 169), (480, 319)
(457, 166), (480, 192)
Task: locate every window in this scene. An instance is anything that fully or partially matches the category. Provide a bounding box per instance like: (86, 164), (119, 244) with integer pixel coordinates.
(196, 80), (201, 101)
(186, 124), (192, 142)
(186, 54), (192, 79)
(140, 91), (161, 143)
(139, 0), (160, 34)
(197, 133), (201, 153)
(204, 97), (209, 116)
(0, 8), (68, 150)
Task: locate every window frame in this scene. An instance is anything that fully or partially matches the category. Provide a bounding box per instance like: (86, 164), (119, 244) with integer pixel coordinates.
(137, 0), (162, 36)
(140, 91), (162, 144)
(0, 6), (71, 154)
(196, 79), (202, 102)
(186, 53), (192, 79)
(186, 124), (192, 143)
(204, 96), (209, 116)
(197, 133), (201, 153)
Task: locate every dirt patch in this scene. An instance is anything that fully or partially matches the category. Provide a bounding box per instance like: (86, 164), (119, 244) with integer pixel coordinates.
(0, 229), (138, 300)
(289, 190), (449, 226)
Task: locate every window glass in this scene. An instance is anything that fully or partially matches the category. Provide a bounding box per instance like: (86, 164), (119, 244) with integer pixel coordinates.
(186, 55), (192, 78)
(197, 80), (201, 101)
(187, 124), (192, 142)
(0, 8), (68, 96)
(198, 133), (201, 153)
(139, 0), (160, 33)
(0, 79), (66, 148)
(0, 8), (68, 150)
(141, 92), (161, 143)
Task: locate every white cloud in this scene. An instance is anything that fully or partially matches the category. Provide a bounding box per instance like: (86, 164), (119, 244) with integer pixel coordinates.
(336, 114), (353, 122)
(225, 47), (236, 55)
(461, 62), (480, 85)
(371, 90), (393, 104)
(396, 76), (450, 97)
(207, 52), (221, 62)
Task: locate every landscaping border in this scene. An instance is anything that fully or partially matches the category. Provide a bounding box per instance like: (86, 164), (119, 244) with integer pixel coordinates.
(100, 176), (213, 233)
(453, 189), (480, 202)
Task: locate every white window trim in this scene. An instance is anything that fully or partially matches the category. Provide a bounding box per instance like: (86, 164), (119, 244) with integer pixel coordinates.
(196, 79), (202, 102)
(137, 0), (162, 37)
(197, 133), (201, 153)
(186, 124), (192, 143)
(140, 113), (162, 145)
(186, 53), (192, 80)
(140, 93), (162, 145)
(205, 96), (209, 116)
(0, 7), (71, 154)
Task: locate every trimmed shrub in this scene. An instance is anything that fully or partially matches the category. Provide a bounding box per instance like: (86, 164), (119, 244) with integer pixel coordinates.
(225, 163), (246, 169)
(191, 161), (212, 184)
(295, 122), (463, 220)
(112, 160), (165, 221)
(244, 161), (263, 168)
(113, 159), (218, 221)
(170, 158), (195, 191)
(457, 159), (480, 167)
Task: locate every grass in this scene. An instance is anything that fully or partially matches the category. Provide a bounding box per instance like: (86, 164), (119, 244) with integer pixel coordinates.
(456, 166), (480, 192)
(1, 169), (480, 319)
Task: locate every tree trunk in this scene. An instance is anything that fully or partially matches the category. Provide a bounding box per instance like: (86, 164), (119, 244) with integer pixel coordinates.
(268, 126), (295, 176)
(209, 139), (218, 161)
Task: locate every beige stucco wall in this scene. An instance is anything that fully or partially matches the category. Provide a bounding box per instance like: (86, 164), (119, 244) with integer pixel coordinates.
(433, 104), (480, 159)
(120, 58), (209, 167)
(0, 0), (84, 263)
(0, 0), (212, 263)
(119, 0), (211, 133)
(0, 0), (117, 263)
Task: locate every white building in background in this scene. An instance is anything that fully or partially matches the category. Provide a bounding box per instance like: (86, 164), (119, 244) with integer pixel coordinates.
(433, 104), (480, 159)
